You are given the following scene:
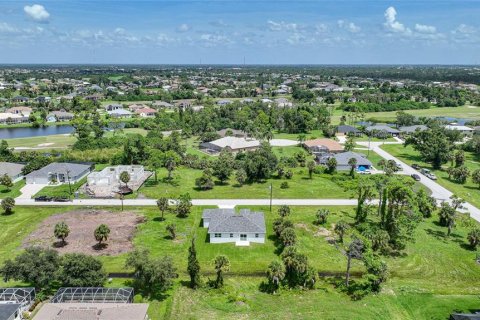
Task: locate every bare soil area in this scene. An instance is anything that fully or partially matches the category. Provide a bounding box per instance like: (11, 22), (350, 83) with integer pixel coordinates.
(23, 209), (145, 256)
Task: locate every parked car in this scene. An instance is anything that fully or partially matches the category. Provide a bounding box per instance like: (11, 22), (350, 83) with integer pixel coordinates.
(412, 163), (421, 170)
(357, 169), (372, 175)
(420, 168), (437, 180)
(52, 196), (72, 202)
(411, 174), (421, 181)
(34, 196), (52, 202)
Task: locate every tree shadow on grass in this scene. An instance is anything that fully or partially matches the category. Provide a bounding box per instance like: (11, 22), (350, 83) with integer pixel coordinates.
(53, 241), (68, 248)
(459, 242), (476, 251)
(153, 217), (166, 222)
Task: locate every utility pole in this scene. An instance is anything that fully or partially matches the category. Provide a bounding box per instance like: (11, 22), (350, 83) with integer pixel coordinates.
(66, 170), (72, 196)
(269, 183), (273, 212)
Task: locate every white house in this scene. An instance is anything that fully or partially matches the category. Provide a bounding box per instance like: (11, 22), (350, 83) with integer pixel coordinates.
(202, 209), (266, 246)
(445, 124), (474, 137)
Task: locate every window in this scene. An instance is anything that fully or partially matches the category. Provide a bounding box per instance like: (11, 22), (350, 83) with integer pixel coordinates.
(255, 234), (259, 238)
(214, 233), (221, 238)
(230, 233), (234, 238)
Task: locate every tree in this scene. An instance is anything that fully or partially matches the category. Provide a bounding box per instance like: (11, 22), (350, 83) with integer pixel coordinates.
(467, 228), (480, 249)
(0, 174), (13, 191)
(455, 150), (465, 167)
(307, 160), (316, 179)
(334, 220), (349, 243)
(119, 171), (131, 188)
(348, 157), (357, 178)
(345, 237), (364, 287)
(405, 128), (454, 169)
(212, 150), (234, 183)
(344, 136), (355, 152)
(54, 222), (70, 245)
(59, 253), (106, 287)
(472, 169), (480, 189)
(438, 202), (456, 237)
(126, 249), (177, 294)
(94, 224), (111, 246)
(1, 197), (15, 214)
(326, 157), (337, 174)
(416, 189), (436, 218)
(266, 260), (285, 294)
(377, 159), (398, 176)
(156, 197), (169, 221)
(187, 238), (201, 289)
(166, 223), (177, 239)
(235, 169), (247, 186)
(315, 208), (330, 225)
(242, 142), (278, 181)
(280, 227), (297, 247)
(214, 255), (230, 288)
(278, 205), (291, 218)
(451, 166), (470, 184)
(273, 218), (293, 238)
(355, 179), (375, 223)
(176, 193), (192, 218)
(195, 169), (214, 190)
(0, 247), (60, 289)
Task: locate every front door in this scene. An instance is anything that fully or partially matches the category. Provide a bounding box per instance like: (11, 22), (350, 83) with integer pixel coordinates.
(240, 234), (247, 241)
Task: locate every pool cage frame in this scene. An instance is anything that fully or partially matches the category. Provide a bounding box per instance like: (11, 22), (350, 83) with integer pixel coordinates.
(0, 287), (35, 307)
(50, 287), (134, 304)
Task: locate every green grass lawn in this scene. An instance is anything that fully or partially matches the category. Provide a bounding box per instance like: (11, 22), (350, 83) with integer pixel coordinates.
(332, 105), (480, 124)
(381, 144), (480, 208)
(1, 204), (479, 319)
(0, 180), (25, 199)
(7, 134), (76, 149)
(136, 167), (358, 199)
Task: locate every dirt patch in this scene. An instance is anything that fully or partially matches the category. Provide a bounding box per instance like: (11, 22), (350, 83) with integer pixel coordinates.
(23, 209), (145, 256)
(314, 227), (332, 237)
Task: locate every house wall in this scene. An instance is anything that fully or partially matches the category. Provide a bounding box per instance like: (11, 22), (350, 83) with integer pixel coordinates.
(209, 232), (265, 244)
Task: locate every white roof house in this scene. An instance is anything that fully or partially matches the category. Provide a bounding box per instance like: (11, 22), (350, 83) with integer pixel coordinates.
(202, 209), (266, 245)
(200, 136), (260, 153)
(107, 109), (132, 118)
(445, 125), (474, 135)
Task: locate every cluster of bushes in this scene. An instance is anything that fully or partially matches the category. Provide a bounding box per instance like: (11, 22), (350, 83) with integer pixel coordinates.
(341, 100), (430, 113)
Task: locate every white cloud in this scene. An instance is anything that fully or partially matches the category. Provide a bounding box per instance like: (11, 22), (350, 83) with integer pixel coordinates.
(415, 24), (436, 34)
(24, 4), (50, 23)
(176, 24), (190, 33)
(0, 22), (18, 34)
(199, 33), (233, 47)
(267, 20), (298, 32)
(315, 24), (328, 34)
(384, 6), (411, 35)
(209, 20), (229, 28)
(337, 20), (360, 33)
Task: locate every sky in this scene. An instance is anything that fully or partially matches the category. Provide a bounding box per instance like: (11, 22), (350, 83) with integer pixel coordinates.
(0, 0), (479, 64)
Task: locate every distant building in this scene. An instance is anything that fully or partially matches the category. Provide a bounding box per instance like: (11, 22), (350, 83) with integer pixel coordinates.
(336, 125), (362, 136)
(303, 138), (344, 154)
(365, 124), (400, 137)
(107, 109), (132, 118)
(48, 111), (74, 122)
(26, 162), (93, 185)
(217, 99), (232, 106)
(0, 287), (35, 320)
(202, 208), (266, 245)
(105, 104), (123, 112)
(152, 101), (173, 108)
(216, 128), (246, 138)
(134, 107), (157, 118)
(445, 124), (474, 136)
(399, 125), (428, 136)
(0, 113), (28, 124)
(200, 136), (260, 153)
(6, 106), (32, 117)
(0, 162), (25, 183)
(319, 151), (372, 171)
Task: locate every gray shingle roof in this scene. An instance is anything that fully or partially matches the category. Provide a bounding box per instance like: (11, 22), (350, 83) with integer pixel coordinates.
(334, 151), (372, 167)
(26, 163), (91, 179)
(0, 162), (24, 178)
(0, 303), (21, 320)
(365, 125), (399, 133)
(204, 209), (266, 233)
(399, 125), (428, 133)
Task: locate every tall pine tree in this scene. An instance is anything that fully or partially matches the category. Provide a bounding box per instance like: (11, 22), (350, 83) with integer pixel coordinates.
(187, 237), (201, 289)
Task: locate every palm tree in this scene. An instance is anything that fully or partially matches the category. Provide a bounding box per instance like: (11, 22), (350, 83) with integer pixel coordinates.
(348, 157), (357, 177)
(214, 255), (230, 288)
(54, 222), (70, 245)
(266, 261), (285, 294)
(94, 224), (111, 246)
(334, 220), (349, 243)
(156, 197), (169, 221)
(119, 171), (130, 188)
(166, 223), (177, 239)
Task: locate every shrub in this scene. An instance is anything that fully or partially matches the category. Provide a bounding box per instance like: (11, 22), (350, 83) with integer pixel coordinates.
(280, 182), (289, 189)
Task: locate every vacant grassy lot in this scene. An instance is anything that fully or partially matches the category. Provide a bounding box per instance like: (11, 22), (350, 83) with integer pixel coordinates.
(381, 144), (480, 208)
(1, 204), (479, 319)
(332, 105), (480, 123)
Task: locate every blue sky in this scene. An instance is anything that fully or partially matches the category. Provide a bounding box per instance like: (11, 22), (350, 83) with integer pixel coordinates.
(0, 0), (479, 64)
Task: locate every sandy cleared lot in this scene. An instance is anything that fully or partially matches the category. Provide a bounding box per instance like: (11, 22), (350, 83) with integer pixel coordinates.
(23, 209), (144, 256)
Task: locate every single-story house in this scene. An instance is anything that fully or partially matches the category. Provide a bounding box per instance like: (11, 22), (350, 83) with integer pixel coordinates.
(175, 99), (193, 108)
(47, 111), (74, 122)
(303, 138), (344, 154)
(26, 162), (93, 185)
(12, 96), (29, 103)
(217, 99), (232, 106)
(336, 125), (362, 136)
(202, 208), (266, 245)
(152, 101), (173, 108)
(33, 303), (149, 320)
(399, 125), (428, 136)
(319, 151), (373, 171)
(0, 113), (28, 124)
(274, 98), (293, 107)
(128, 104), (149, 112)
(216, 128), (246, 138)
(0, 287), (35, 320)
(200, 136), (260, 153)
(365, 124), (400, 137)
(134, 107), (157, 118)
(445, 124), (474, 136)
(35, 96), (51, 103)
(107, 109), (132, 118)
(105, 104), (123, 112)
(6, 106), (32, 117)
(0, 162), (25, 183)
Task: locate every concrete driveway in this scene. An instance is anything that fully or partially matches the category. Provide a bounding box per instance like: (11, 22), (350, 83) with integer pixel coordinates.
(269, 139), (298, 147)
(17, 183), (48, 199)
